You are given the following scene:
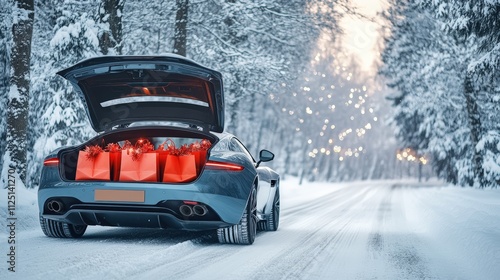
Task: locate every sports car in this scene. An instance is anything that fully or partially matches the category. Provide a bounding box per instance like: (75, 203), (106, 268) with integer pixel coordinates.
(38, 55), (280, 245)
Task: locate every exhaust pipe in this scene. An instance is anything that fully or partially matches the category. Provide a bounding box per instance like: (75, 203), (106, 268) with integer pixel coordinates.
(47, 200), (64, 213)
(179, 204), (193, 216)
(193, 205), (208, 216)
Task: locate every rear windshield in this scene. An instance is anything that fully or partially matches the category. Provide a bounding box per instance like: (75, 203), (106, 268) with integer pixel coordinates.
(75, 70), (218, 130)
(79, 71), (213, 108)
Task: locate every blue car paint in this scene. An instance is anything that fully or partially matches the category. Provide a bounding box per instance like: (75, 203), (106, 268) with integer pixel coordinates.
(39, 166), (255, 227)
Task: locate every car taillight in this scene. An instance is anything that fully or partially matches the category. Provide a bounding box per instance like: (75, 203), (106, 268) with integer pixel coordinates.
(205, 160), (244, 171)
(43, 157), (59, 167)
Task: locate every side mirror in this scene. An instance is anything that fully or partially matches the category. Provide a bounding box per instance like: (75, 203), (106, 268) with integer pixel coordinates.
(256, 149), (274, 168)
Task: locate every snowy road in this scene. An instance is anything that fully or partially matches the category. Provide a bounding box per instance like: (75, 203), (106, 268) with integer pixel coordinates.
(2, 179), (500, 279)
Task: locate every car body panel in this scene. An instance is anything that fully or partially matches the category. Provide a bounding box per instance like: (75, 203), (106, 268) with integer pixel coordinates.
(256, 167), (280, 219)
(211, 133), (280, 219)
(38, 127), (261, 230)
(38, 172), (250, 228)
(57, 55), (224, 132)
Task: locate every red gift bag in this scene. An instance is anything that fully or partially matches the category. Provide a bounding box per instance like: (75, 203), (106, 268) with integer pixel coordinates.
(75, 147), (110, 181)
(163, 154), (182, 183)
(192, 150), (207, 174)
(119, 139), (158, 182)
(119, 151), (158, 182)
(163, 154), (197, 183)
(189, 139), (211, 174)
(157, 139), (176, 182)
(179, 155), (197, 182)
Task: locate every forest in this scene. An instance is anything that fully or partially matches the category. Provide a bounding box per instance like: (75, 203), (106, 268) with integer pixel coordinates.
(1, 0), (498, 188)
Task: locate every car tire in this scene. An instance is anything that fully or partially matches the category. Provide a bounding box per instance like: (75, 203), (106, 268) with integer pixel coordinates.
(258, 189), (280, 231)
(39, 214), (87, 238)
(217, 187), (257, 245)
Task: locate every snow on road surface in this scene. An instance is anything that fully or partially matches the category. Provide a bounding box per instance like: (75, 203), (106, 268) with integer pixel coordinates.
(1, 178), (500, 279)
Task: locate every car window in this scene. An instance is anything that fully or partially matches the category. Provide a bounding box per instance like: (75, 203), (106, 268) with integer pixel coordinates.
(232, 138), (255, 163)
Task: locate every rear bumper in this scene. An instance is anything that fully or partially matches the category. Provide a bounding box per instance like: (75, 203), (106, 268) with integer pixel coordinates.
(38, 179), (249, 227)
(43, 204), (230, 231)
(39, 157), (257, 229)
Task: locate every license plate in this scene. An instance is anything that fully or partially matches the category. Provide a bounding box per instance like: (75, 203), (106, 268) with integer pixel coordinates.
(94, 189), (145, 202)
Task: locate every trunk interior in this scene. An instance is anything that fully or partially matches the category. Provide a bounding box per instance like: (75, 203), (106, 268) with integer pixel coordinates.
(59, 126), (217, 183)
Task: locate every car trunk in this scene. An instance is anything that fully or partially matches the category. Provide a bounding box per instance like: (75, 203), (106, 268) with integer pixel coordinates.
(58, 126), (217, 183)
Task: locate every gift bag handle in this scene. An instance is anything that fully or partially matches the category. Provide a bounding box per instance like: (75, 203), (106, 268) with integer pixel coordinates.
(158, 139), (176, 151)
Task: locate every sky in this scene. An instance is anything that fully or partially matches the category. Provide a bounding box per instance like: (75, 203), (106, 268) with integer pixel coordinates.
(340, 0), (386, 73)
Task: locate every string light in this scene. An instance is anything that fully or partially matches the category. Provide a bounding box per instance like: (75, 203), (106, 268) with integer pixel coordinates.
(396, 148), (429, 165)
(287, 57), (381, 165)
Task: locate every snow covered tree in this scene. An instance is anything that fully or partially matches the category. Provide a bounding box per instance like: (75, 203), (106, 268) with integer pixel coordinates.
(421, 0), (500, 187)
(98, 0), (124, 54)
(0, 0), (12, 180)
(123, 0), (346, 173)
(381, 0), (499, 187)
(187, 0), (343, 147)
(122, 1), (176, 55)
(173, 0), (188, 56)
(27, 0), (103, 187)
(380, 1), (468, 183)
(4, 0), (34, 185)
(408, 0), (500, 187)
(17, 0), (351, 186)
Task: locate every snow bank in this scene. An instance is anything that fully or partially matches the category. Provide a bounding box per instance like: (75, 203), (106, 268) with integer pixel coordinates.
(0, 182), (39, 233)
(402, 183), (500, 279)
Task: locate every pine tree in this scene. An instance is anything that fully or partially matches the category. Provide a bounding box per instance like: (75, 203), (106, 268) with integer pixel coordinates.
(121, 1), (176, 55)
(421, 0), (500, 187)
(4, 0), (34, 185)
(380, 0), (475, 185)
(98, 0), (124, 54)
(173, 0), (188, 56)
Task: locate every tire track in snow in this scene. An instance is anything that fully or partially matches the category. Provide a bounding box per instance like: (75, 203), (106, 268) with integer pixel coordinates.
(13, 181), (471, 280)
(402, 185), (500, 279)
(367, 184), (394, 254)
(246, 185), (379, 280)
(298, 184), (389, 279)
(137, 185), (376, 280)
(94, 186), (359, 279)
(17, 231), (207, 280)
(363, 184), (432, 279)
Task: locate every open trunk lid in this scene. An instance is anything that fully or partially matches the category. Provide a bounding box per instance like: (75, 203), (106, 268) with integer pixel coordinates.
(57, 55), (225, 133)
